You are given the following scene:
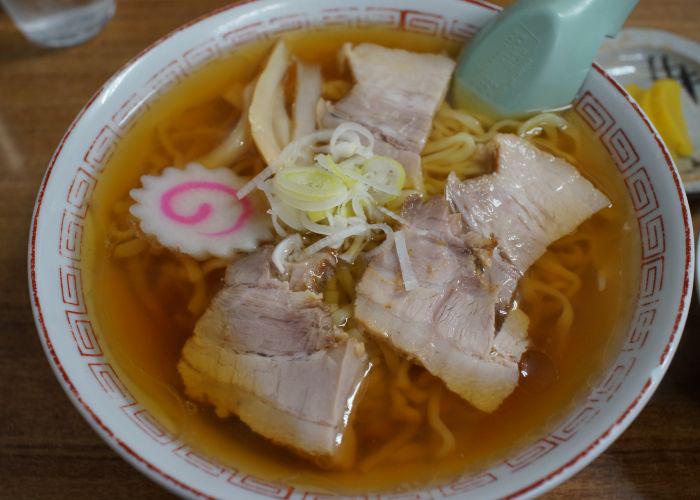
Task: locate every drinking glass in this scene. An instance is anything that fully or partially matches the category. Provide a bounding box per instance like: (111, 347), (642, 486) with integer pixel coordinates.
(0, 0), (116, 48)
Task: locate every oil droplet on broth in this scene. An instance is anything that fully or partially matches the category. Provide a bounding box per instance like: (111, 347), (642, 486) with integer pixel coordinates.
(519, 349), (559, 394)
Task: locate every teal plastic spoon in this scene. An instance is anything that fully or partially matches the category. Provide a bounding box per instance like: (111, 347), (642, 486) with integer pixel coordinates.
(451, 0), (639, 122)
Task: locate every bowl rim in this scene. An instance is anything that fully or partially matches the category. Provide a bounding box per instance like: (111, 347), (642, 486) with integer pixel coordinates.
(27, 0), (694, 498)
(504, 61), (695, 497)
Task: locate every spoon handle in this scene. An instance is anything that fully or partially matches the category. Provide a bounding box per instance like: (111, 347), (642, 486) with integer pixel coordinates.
(451, 0), (639, 121)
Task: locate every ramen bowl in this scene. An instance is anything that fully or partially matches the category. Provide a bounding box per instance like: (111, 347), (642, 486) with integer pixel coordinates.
(28, 0), (694, 497)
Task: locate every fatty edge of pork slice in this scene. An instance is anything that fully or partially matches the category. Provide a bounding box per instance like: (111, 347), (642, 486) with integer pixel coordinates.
(447, 133), (611, 277)
(178, 249), (370, 466)
(179, 335), (369, 466)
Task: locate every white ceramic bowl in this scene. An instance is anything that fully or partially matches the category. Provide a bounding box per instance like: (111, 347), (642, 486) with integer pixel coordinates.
(28, 0), (694, 498)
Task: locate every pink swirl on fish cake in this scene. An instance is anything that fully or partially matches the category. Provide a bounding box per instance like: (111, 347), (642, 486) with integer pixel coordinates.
(160, 181), (252, 236)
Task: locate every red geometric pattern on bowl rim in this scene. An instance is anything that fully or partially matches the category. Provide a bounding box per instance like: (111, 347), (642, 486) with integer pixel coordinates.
(28, 0), (693, 498)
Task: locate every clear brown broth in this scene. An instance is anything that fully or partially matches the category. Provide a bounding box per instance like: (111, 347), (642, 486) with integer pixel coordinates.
(83, 27), (640, 493)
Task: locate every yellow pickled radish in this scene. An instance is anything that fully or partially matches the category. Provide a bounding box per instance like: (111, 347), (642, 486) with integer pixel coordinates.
(625, 83), (643, 102)
(649, 79), (693, 157)
(639, 86), (656, 126)
(626, 79), (693, 159)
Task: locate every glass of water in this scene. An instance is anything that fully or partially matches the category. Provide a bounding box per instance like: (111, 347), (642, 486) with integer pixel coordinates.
(1, 0), (116, 48)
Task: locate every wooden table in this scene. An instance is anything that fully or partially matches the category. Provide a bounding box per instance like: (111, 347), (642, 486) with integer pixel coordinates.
(1, 0), (698, 497)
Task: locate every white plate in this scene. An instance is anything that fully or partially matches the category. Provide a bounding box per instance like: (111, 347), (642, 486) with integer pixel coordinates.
(598, 28), (700, 193)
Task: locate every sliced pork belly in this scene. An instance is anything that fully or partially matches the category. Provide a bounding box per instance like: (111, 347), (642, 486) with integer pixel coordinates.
(485, 248), (522, 313)
(356, 135), (608, 412)
(324, 43), (455, 186)
(447, 133), (610, 280)
(287, 251), (336, 292)
(493, 308), (530, 365)
(179, 248), (369, 464)
(355, 198), (529, 413)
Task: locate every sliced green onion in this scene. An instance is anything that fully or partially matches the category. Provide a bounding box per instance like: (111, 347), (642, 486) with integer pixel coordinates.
(273, 166), (348, 212)
(315, 154), (358, 187)
(361, 156), (406, 197)
(300, 212), (338, 235)
(259, 181), (304, 232)
(300, 224), (369, 259)
(307, 210), (328, 222)
(394, 230), (418, 291)
(339, 234), (367, 263)
(272, 233), (302, 274)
